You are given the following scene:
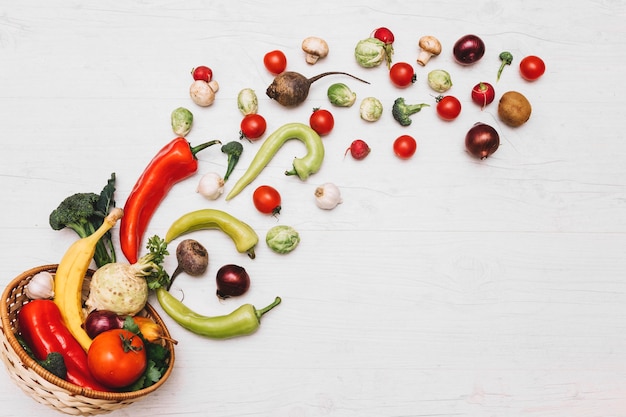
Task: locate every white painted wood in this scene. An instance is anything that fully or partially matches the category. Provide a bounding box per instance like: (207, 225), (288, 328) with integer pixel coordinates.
(1, 1), (626, 416)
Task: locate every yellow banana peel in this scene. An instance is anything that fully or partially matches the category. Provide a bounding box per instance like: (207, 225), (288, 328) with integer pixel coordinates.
(53, 207), (123, 351)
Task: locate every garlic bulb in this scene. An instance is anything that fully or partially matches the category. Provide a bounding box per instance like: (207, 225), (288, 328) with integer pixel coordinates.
(24, 271), (55, 300)
(314, 183), (342, 210)
(197, 172), (225, 200)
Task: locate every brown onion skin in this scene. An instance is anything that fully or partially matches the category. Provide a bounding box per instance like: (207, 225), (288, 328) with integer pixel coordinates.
(453, 34), (485, 65)
(465, 122), (500, 159)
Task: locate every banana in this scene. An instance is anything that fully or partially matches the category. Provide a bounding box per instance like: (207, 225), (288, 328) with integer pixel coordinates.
(164, 209), (258, 259)
(53, 207), (124, 351)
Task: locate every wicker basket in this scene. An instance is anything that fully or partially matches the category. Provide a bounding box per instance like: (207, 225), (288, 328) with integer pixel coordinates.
(0, 265), (176, 415)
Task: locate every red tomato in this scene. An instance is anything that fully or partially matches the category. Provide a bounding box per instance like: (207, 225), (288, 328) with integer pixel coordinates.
(436, 95), (462, 121)
(263, 50), (287, 75)
(389, 62), (416, 88)
(253, 185), (281, 215)
(240, 114), (267, 141)
(191, 65), (213, 82)
(519, 55), (545, 81)
(393, 135), (417, 159)
(87, 329), (147, 389)
(309, 109), (334, 136)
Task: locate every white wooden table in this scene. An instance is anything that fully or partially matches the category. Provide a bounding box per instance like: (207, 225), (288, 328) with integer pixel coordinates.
(1, 1), (626, 416)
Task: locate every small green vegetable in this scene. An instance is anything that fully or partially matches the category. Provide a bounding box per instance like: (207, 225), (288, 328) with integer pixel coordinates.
(392, 98), (430, 127)
(17, 336), (67, 380)
(266, 225), (300, 254)
(327, 83), (356, 107)
(49, 173), (117, 268)
(497, 51), (513, 81)
(427, 69), (453, 93)
(225, 123), (324, 200)
(237, 88), (258, 115)
(221, 141), (244, 181)
(354, 38), (386, 68)
(170, 107), (193, 136)
(359, 97), (383, 122)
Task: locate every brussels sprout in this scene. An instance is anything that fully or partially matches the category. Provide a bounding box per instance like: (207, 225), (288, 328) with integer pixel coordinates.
(427, 69), (453, 93)
(359, 97), (383, 122)
(266, 225), (300, 254)
(354, 38), (385, 68)
(327, 83), (357, 107)
(237, 88), (258, 115)
(171, 107), (193, 136)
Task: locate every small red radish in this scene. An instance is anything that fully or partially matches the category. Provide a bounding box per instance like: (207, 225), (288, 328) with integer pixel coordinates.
(471, 82), (495, 110)
(191, 66), (213, 82)
(345, 139), (371, 160)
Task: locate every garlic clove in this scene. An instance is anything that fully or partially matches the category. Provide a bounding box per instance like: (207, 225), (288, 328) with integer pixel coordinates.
(24, 271), (55, 300)
(197, 172), (225, 200)
(314, 182), (343, 210)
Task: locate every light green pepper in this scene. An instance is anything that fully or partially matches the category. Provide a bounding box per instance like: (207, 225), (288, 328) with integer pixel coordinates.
(165, 208), (259, 259)
(225, 123), (324, 200)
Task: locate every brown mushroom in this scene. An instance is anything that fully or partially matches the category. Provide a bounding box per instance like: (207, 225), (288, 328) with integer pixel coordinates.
(416, 35), (442, 66)
(301, 37), (329, 65)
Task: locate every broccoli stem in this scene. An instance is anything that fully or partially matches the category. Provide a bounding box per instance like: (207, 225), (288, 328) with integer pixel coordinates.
(221, 141), (244, 181)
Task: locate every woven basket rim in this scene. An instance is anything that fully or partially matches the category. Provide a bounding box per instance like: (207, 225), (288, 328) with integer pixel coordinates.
(1, 264), (175, 402)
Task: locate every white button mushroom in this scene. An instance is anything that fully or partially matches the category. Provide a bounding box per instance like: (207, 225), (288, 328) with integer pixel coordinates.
(416, 35), (442, 66)
(301, 36), (329, 65)
(190, 79), (219, 107)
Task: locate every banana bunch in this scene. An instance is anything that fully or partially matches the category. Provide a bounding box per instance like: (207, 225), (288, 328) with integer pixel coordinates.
(53, 208), (124, 351)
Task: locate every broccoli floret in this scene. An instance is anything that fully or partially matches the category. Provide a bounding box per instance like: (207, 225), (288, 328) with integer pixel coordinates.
(49, 192), (101, 234)
(49, 174), (117, 267)
(391, 97), (430, 126)
(17, 336), (67, 379)
(39, 352), (68, 379)
(221, 141), (244, 181)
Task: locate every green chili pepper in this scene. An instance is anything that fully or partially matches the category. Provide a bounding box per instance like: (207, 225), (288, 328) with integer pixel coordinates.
(155, 287), (281, 339)
(165, 208), (258, 259)
(225, 122), (324, 200)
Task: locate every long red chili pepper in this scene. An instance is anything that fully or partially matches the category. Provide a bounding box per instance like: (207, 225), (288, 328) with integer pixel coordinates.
(17, 299), (110, 392)
(120, 137), (220, 264)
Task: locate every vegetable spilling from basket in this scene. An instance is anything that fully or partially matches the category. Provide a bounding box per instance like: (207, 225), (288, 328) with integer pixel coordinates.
(12, 29), (546, 397)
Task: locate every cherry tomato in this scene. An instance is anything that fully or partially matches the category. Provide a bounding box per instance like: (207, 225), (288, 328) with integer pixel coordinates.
(393, 135), (417, 159)
(240, 114), (267, 141)
(253, 185), (281, 215)
(309, 108), (334, 136)
(389, 62), (416, 88)
(519, 55), (545, 81)
(191, 65), (213, 82)
(87, 329), (147, 389)
(436, 95), (462, 121)
(263, 50), (287, 75)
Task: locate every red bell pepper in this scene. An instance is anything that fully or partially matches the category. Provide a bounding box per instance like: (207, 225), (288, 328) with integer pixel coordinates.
(17, 299), (110, 392)
(120, 137), (221, 263)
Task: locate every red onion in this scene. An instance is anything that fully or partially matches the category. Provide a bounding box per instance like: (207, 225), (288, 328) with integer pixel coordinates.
(216, 264), (250, 299)
(465, 122), (500, 159)
(453, 34), (485, 65)
(84, 310), (124, 339)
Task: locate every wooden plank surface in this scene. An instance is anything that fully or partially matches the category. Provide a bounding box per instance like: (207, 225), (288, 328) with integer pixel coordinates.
(1, 1), (626, 416)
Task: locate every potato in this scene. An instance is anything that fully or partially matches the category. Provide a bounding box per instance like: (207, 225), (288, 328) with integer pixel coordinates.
(498, 91), (532, 127)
